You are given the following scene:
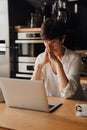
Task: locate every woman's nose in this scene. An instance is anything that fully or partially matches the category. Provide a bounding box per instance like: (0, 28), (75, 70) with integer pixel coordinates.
(47, 41), (51, 46)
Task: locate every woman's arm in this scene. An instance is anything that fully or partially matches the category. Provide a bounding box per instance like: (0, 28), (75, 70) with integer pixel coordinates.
(49, 51), (81, 99)
(31, 63), (43, 80)
(48, 51), (69, 91)
(31, 49), (49, 80)
(60, 55), (81, 99)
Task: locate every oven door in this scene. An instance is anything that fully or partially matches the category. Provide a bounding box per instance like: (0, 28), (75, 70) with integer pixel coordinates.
(15, 40), (45, 57)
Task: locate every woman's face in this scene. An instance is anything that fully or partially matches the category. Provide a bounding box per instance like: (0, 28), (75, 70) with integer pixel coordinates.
(44, 39), (62, 53)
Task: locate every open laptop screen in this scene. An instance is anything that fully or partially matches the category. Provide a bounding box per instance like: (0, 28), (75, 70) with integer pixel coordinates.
(0, 78), (62, 112)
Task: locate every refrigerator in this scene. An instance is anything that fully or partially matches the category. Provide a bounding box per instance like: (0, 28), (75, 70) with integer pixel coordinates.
(0, 0), (10, 77)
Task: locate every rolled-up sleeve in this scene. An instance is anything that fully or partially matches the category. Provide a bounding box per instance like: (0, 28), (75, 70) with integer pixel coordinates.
(34, 53), (45, 79)
(60, 54), (81, 99)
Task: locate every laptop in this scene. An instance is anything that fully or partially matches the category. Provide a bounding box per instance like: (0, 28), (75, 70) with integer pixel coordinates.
(0, 78), (62, 112)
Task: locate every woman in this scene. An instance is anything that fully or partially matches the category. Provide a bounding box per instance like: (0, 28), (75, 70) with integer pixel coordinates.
(31, 18), (84, 100)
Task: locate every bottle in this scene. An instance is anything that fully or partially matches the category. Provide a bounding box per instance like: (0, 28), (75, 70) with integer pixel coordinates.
(52, 0), (58, 18)
(42, 2), (47, 22)
(30, 12), (34, 28)
(57, 0), (63, 8)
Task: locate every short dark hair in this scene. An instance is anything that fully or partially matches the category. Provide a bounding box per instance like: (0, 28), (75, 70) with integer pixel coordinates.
(40, 18), (67, 41)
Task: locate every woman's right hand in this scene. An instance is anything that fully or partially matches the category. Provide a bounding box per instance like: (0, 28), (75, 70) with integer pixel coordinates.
(40, 48), (49, 67)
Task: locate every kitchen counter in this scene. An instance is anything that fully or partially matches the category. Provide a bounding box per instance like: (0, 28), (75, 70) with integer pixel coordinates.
(80, 76), (87, 84)
(15, 26), (41, 32)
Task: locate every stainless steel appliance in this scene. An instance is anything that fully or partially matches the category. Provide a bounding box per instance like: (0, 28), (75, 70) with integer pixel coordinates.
(0, 0), (10, 77)
(15, 29), (45, 79)
(80, 52), (87, 76)
(75, 50), (87, 76)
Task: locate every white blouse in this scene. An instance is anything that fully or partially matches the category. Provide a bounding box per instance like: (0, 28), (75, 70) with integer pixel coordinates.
(34, 48), (84, 100)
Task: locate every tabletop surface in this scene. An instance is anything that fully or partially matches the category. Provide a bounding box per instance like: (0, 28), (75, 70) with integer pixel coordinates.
(0, 97), (87, 130)
(80, 76), (87, 84)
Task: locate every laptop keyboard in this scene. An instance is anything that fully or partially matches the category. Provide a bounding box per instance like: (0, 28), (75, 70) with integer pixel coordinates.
(48, 104), (54, 109)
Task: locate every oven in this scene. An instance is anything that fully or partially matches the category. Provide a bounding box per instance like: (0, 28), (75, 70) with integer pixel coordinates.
(15, 29), (45, 79)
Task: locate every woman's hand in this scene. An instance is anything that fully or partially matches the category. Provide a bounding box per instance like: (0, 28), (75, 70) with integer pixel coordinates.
(48, 48), (62, 74)
(39, 47), (49, 67)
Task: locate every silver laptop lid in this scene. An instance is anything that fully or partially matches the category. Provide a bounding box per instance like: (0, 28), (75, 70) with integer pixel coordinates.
(0, 78), (49, 112)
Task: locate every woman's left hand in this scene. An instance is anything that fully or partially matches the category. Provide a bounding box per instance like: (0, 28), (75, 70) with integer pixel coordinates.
(48, 51), (62, 73)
